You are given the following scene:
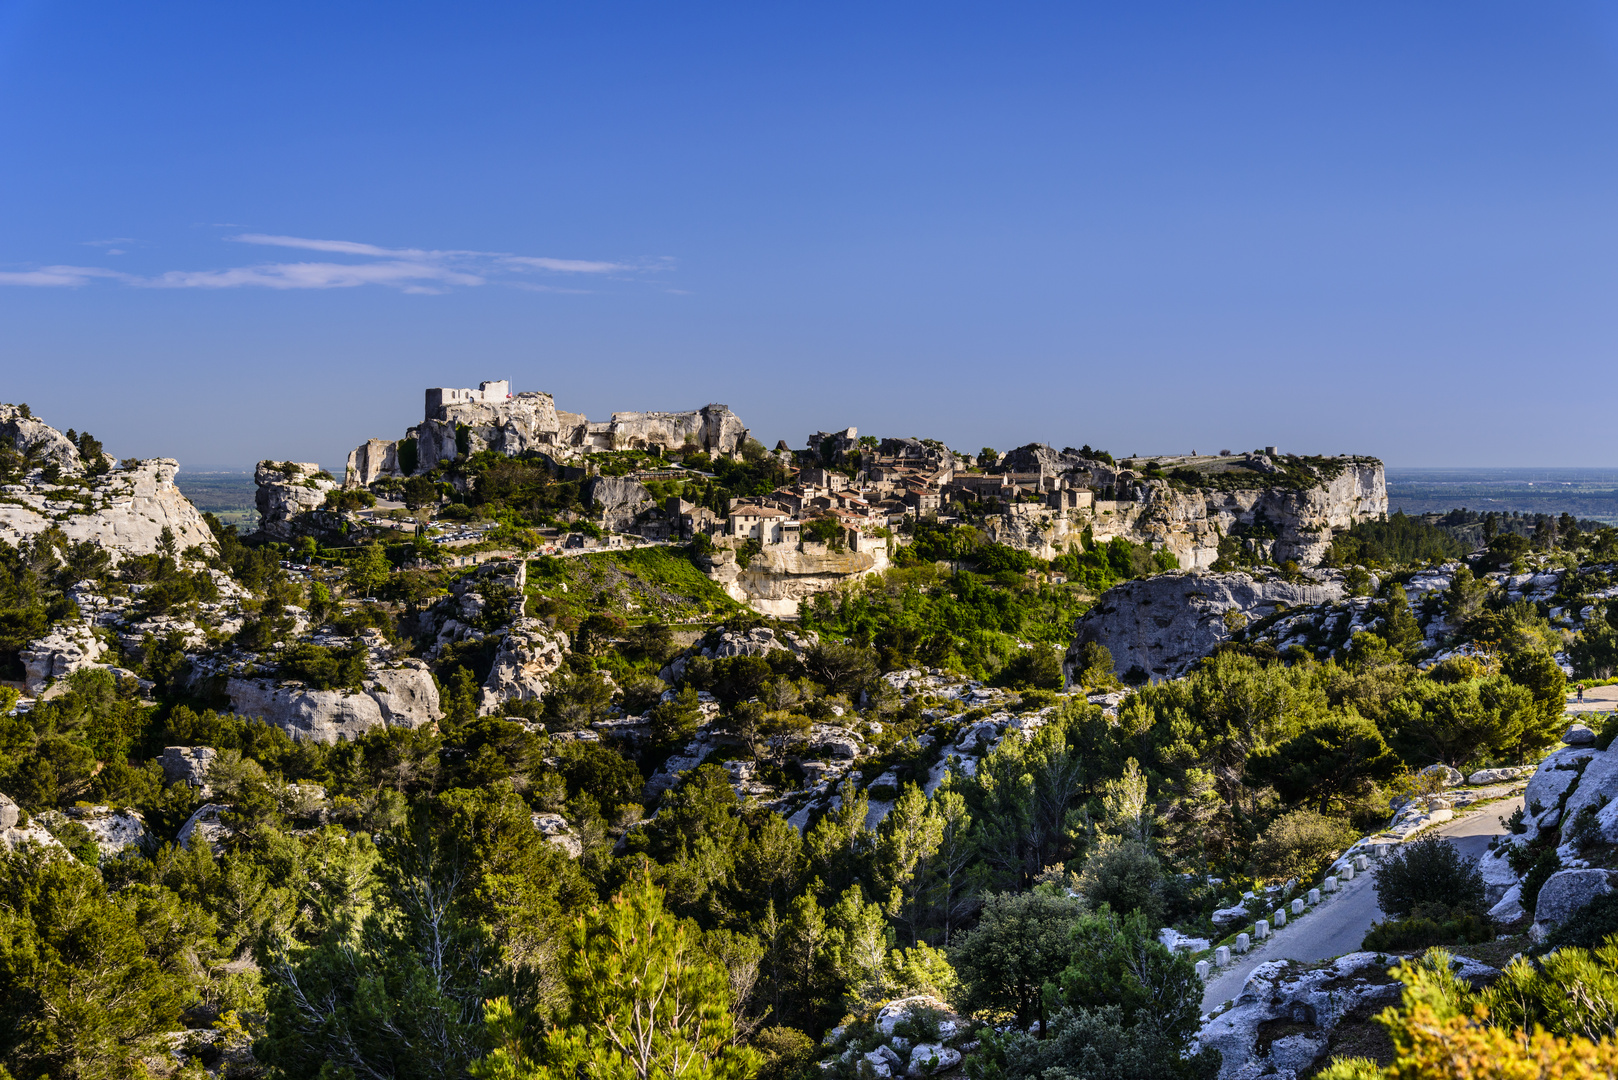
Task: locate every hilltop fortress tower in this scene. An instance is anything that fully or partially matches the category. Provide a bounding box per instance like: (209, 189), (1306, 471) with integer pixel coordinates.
(344, 381), (749, 487)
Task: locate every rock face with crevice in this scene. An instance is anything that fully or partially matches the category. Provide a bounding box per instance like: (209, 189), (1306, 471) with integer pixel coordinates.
(584, 477), (655, 532)
(1066, 570), (1347, 683)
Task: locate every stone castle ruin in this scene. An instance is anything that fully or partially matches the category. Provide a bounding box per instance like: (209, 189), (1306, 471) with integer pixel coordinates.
(344, 381), (750, 487)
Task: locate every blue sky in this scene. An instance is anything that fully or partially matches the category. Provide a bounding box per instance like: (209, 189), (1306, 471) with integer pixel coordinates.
(3, 2), (1617, 468)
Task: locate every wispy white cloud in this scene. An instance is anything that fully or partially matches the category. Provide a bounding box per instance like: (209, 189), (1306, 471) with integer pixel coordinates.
(0, 234), (663, 293)
(0, 265), (130, 286)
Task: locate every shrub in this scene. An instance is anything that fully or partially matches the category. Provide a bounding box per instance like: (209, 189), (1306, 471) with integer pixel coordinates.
(1252, 809), (1358, 884)
(755, 1026), (816, 1080)
(1537, 892), (1618, 954)
(1076, 838), (1165, 925)
(1373, 836), (1486, 919)
(1362, 903), (1494, 951)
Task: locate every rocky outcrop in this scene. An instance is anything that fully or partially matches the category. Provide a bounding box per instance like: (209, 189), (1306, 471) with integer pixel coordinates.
(20, 623), (105, 695)
(0, 404), (86, 473)
(0, 455), (216, 560)
(161, 746), (217, 793)
(178, 804), (233, 853)
(48, 805), (151, 857)
(1196, 953), (1495, 1080)
(532, 812), (582, 857)
(254, 461), (338, 540)
(709, 541), (890, 618)
(1067, 570), (1347, 683)
(344, 438), (400, 488)
(481, 621), (569, 713)
(226, 659), (440, 743)
(584, 476), (655, 532)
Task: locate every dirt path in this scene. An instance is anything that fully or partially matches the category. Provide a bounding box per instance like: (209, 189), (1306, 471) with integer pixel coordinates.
(1200, 793), (1524, 1013)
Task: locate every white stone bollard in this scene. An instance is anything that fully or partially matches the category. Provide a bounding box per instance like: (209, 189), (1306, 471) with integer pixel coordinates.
(1255, 919), (1270, 940)
(1236, 933), (1250, 954)
(1323, 876), (1339, 893)
(1355, 854), (1369, 872)
(1196, 959), (1210, 980)
(1215, 946), (1231, 967)
(1340, 864), (1354, 881)
(1306, 889), (1320, 905)
(1274, 907), (1287, 927)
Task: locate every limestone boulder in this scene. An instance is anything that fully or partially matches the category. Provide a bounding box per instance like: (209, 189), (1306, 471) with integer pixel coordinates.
(1565, 724), (1598, 747)
(1066, 571), (1347, 683)
(1490, 884), (1526, 925)
(907, 1045), (961, 1077)
(1479, 846), (1522, 906)
(20, 623), (105, 695)
(481, 621), (569, 712)
(1194, 953), (1445, 1080)
(533, 812), (582, 858)
(0, 793), (16, 830)
(1532, 869), (1614, 939)
(57, 805), (151, 857)
(875, 996), (959, 1039)
(227, 660), (441, 744)
(161, 746), (217, 790)
(228, 679), (385, 742)
(1524, 747), (1598, 832)
(1420, 764), (1464, 788)
(177, 804), (233, 854)
(1469, 766), (1530, 785)
(366, 661), (442, 729)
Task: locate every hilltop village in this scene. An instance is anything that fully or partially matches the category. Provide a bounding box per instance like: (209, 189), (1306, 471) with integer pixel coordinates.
(2, 388), (1618, 1080)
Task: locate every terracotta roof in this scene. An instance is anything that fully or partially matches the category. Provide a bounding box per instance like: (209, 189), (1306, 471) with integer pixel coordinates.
(731, 505), (788, 518)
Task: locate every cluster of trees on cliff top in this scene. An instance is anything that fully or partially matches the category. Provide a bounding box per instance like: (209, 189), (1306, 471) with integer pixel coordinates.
(8, 441), (1618, 1076)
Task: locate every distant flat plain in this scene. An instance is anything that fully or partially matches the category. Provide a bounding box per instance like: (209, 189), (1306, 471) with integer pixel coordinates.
(173, 469), (258, 530)
(1387, 467), (1618, 524)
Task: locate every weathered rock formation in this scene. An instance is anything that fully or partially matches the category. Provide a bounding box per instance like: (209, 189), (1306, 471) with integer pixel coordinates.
(584, 476), (655, 532)
(1194, 952), (1496, 1080)
(0, 404), (87, 473)
(0, 413), (215, 560)
(46, 804), (152, 857)
(707, 541), (891, 619)
(344, 438), (400, 487)
(20, 623), (105, 695)
(161, 746), (218, 793)
(481, 620), (569, 713)
(962, 443), (1386, 569)
(254, 461), (338, 539)
(1067, 570), (1347, 683)
(225, 659), (441, 743)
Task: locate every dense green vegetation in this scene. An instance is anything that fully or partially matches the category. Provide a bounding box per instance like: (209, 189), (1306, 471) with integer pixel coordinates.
(13, 423), (1618, 1080)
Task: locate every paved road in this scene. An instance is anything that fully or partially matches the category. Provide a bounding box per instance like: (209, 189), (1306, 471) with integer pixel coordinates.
(1201, 794), (1524, 1013)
